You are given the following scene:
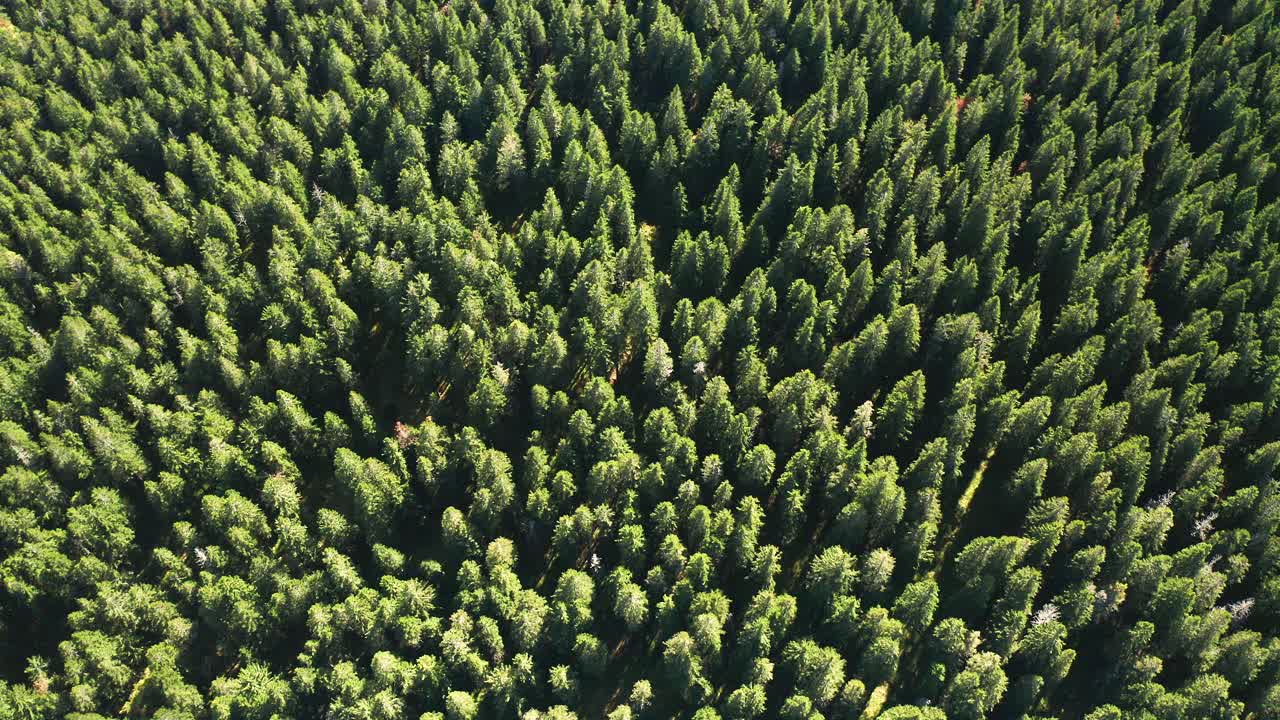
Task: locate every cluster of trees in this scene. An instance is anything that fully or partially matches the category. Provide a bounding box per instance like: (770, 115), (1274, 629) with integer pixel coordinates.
(1, 0), (1279, 718)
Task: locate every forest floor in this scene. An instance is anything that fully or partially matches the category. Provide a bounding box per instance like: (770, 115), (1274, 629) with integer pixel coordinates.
(883, 451), (995, 714)
(930, 450), (995, 581)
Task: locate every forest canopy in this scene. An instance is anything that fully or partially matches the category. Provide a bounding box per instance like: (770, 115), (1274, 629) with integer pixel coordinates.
(2, 0), (1280, 718)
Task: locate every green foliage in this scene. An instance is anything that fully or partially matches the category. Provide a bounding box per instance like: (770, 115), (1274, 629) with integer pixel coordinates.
(1, 0), (1279, 719)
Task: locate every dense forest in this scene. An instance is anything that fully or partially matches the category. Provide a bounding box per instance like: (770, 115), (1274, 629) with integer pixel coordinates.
(1, 0), (1280, 718)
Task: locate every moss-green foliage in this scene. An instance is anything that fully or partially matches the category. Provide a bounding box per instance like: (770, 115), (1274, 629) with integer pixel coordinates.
(1, 0), (1280, 718)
